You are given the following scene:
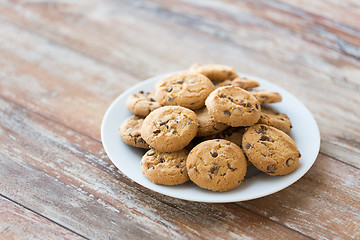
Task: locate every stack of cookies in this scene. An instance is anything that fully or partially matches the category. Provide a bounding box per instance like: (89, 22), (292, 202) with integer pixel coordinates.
(119, 64), (301, 192)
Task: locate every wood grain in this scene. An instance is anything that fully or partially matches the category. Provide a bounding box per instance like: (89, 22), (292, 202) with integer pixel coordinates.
(0, 0), (359, 239)
(0, 97), (309, 239)
(0, 0), (359, 167)
(0, 196), (84, 240)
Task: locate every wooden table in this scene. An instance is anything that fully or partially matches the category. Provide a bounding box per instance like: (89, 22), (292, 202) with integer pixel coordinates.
(1, 0), (359, 239)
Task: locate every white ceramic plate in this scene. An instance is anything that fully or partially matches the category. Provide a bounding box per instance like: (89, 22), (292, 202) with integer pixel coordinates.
(101, 72), (320, 203)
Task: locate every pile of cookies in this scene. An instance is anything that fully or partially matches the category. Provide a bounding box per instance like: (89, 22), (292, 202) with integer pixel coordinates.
(119, 64), (301, 192)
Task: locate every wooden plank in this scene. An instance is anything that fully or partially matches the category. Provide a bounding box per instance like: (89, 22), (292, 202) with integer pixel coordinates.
(0, 98), (309, 239)
(277, 0), (360, 32)
(0, 0), (359, 167)
(239, 154), (360, 240)
(0, 196), (84, 240)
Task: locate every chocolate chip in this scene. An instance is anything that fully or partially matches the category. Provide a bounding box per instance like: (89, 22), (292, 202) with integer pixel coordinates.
(227, 163), (236, 171)
(149, 165), (155, 169)
(139, 91), (144, 94)
(210, 165), (218, 173)
(245, 143), (251, 149)
(147, 150), (156, 156)
(260, 135), (270, 141)
(215, 139), (220, 142)
(159, 157), (165, 163)
(286, 158), (294, 166)
(174, 163), (181, 168)
(177, 81), (184, 84)
(298, 152), (301, 158)
(246, 102), (252, 108)
(211, 152), (218, 158)
(260, 142), (267, 146)
(159, 121), (166, 126)
(261, 153), (266, 157)
(280, 118), (284, 121)
(221, 173), (227, 176)
(136, 138), (146, 143)
(167, 97), (173, 102)
(213, 126), (219, 131)
(220, 93), (227, 98)
(256, 126), (266, 134)
(187, 120), (193, 125)
(208, 174), (212, 179)
(153, 129), (161, 134)
(228, 97), (234, 102)
(149, 98), (155, 102)
(248, 108), (255, 113)
(223, 110), (231, 116)
(255, 104), (259, 109)
(166, 87), (172, 92)
(267, 164), (277, 172)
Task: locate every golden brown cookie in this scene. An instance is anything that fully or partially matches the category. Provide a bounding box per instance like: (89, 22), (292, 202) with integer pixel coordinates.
(205, 86), (261, 127)
(186, 139), (247, 192)
(126, 91), (162, 117)
(250, 90), (282, 104)
(216, 77), (260, 89)
(141, 106), (198, 152)
(242, 124), (301, 175)
(189, 63), (238, 82)
(258, 106), (292, 133)
(155, 72), (215, 110)
(195, 107), (228, 137)
(119, 115), (149, 149)
(141, 149), (189, 185)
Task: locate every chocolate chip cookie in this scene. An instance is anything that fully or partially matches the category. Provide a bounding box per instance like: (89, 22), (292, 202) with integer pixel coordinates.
(187, 139), (247, 192)
(155, 72), (215, 110)
(119, 115), (149, 149)
(189, 63), (239, 82)
(242, 124), (300, 175)
(216, 77), (260, 89)
(258, 106), (292, 133)
(141, 148), (189, 185)
(141, 106), (198, 152)
(195, 107), (228, 137)
(250, 90), (282, 104)
(126, 91), (162, 117)
(205, 86), (261, 127)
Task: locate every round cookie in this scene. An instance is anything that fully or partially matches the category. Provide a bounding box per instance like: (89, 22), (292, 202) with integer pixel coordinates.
(189, 63), (238, 82)
(258, 106), (292, 133)
(141, 149), (189, 185)
(242, 124), (301, 176)
(216, 77), (260, 90)
(187, 139), (247, 192)
(205, 86), (261, 127)
(250, 90), (282, 104)
(126, 91), (162, 117)
(141, 106), (198, 152)
(195, 107), (228, 137)
(155, 72), (215, 110)
(119, 115), (149, 149)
